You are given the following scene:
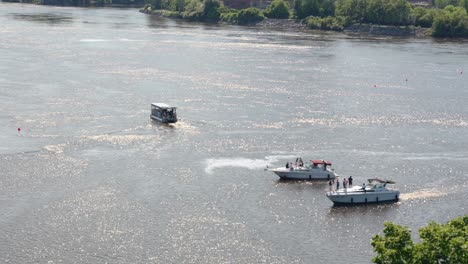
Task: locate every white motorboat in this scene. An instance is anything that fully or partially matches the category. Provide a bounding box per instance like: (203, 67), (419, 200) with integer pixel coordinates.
(269, 160), (337, 180)
(150, 103), (178, 123)
(326, 178), (400, 205)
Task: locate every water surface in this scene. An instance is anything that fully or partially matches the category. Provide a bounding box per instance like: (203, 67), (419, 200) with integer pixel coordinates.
(1, 3), (467, 263)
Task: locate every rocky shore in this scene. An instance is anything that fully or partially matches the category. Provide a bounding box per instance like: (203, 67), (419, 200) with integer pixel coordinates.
(344, 24), (431, 37)
(254, 19), (431, 37)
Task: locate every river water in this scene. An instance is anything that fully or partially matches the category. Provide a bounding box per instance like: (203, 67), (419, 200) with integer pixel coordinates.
(1, 3), (467, 263)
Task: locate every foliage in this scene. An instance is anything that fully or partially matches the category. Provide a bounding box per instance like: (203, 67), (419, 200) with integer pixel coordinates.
(219, 10), (240, 24)
(203, 0), (220, 21)
(371, 222), (414, 264)
(335, 0), (413, 26)
(335, 0), (367, 22)
(434, 0), (466, 9)
(432, 5), (468, 37)
(219, 7), (264, 25)
(264, 0), (291, 19)
(161, 10), (183, 18)
(305, 15), (351, 30)
(237, 7), (265, 25)
(182, 0), (204, 20)
(413, 215), (468, 264)
(294, 0), (335, 19)
(371, 215), (468, 264)
(412, 7), (439, 28)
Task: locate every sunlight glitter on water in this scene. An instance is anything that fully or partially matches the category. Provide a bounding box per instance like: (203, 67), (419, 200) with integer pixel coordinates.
(84, 134), (162, 147)
(293, 114), (468, 127)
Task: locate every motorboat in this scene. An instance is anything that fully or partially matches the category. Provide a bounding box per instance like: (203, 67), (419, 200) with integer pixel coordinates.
(268, 160), (337, 180)
(150, 103), (177, 123)
(326, 178), (399, 205)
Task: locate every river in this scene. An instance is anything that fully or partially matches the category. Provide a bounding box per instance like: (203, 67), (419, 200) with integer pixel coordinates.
(0, 2), (467, 263)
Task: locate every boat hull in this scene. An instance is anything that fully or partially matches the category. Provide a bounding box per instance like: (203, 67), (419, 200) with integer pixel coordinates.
(272, 168), (336, 180)
(150, 115), (177, 123)
(326, 190), (400, 205)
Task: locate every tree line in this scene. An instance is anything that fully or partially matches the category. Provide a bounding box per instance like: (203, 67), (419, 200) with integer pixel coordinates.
(144, 0), (468, 37)
(371, 215), (467, 264)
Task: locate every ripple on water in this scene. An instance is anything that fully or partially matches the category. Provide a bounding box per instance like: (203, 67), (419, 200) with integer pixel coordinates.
(1, 186), (150, 263)
(148, 209), (302, 264)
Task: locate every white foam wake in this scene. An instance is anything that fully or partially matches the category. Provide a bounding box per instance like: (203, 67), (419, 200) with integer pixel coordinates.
(204, 155), (297, 174)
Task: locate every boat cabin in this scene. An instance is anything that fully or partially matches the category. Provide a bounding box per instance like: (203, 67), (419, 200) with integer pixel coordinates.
(150, 103), (177, 123)
(367, 178), (396, 188)
(309, 160), (332, 170)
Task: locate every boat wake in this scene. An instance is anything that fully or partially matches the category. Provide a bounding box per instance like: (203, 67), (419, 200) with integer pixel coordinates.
(399, 188), (447, 201)
(204, 155), (296, 174)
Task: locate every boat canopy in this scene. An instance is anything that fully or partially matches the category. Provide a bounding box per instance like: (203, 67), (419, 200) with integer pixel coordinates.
(151, 103), (176, 109)
(368, 178), (396, 184)
(311, 160), (332, 166)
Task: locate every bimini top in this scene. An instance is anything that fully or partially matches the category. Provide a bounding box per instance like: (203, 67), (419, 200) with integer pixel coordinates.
(311, 160), (332, 166)
(367, 178), (396, 184)
(151, 103), (176, 109)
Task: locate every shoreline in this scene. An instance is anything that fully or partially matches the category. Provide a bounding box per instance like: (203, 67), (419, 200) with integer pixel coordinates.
(141, 8), (431, 38)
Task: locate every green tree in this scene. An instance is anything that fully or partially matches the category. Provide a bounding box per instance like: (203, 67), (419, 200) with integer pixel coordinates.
(371, 222), (414, 264)
(432, 5), (468, 37)
(237, 7), (265, 24)
(366, 0), (386, 24)
(413, 215), (468, 263)
(371, 215), (468, 264)
(434, 0), (466, 8)
(384, 0), (413, 25)
(264, 0), (291, 19)
(183, 0), (204, 20)
(295, 0), (320, 19)
(413, 7), (438, 28)
(318, 0), (335, 17)
(306, 15), (350, 30)
(335, 0), (367, 23)
(203, 0), (220, 21)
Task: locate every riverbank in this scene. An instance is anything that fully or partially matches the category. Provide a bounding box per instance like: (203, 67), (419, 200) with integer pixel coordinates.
(141, 7), (431, 38)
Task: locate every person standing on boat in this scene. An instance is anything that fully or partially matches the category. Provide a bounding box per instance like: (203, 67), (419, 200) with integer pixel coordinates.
(336, 178), (340, 191)
(285, 162), (289, 169)
(328, 180), (333, 192)
(343, 177), (347, 189)
(348, 176), (353, 187)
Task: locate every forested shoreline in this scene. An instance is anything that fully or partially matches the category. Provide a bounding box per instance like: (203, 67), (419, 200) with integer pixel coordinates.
(3, 0), (468, 37)
(142, 0), (468, 37)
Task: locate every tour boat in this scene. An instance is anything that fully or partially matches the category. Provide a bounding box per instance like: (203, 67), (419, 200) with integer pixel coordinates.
(268, 160), (337, 180)
(326, 178), (399, 205)
(150, 103), (178, 123)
